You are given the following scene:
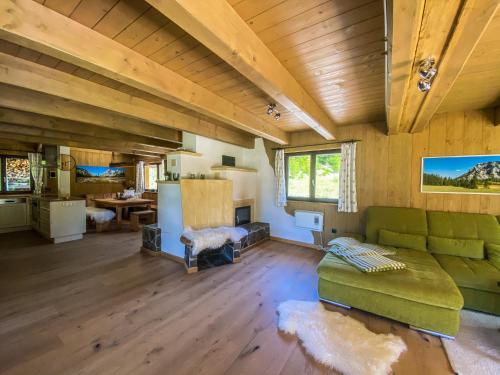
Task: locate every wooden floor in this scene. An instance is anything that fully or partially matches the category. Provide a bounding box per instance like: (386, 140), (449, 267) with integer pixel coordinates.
(0, 231), (454, 375)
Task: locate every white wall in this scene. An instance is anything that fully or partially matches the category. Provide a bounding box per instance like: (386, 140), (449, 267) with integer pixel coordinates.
(162, 134), (313, 245)
(247, 139), (314, 244)
(166, 133), (257, 201)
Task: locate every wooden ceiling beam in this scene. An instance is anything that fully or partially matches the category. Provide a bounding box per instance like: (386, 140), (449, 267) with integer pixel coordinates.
(0, 0), (288, 144)
(0, 107), (179, 149)
(0, 123), (171, 155)
(0, 85), (182, 143)
(144, 0), (335, 139)
(385, 0), (425, 135)
(0, 132), (161, 159)
(0, 53), (255, 149)
(411, 0), (500, 133)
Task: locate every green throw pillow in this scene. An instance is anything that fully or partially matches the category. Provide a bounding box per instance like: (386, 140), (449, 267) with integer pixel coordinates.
(378, 229), (427, 251)
(485, 243), (500, 270)
(428, 236), (484, 259)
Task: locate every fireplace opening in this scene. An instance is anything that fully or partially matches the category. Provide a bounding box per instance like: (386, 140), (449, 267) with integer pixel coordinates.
(235, 205), (251, 226)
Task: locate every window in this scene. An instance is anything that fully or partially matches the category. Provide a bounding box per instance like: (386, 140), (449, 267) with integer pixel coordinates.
(285, 150), (341, 202)
(144, 163), (163, 191)
(1, 156), (32, 193)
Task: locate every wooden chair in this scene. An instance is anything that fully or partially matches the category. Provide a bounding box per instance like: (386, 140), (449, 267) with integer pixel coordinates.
(130, 210), (156, 231)
(141, 191), (158, 211)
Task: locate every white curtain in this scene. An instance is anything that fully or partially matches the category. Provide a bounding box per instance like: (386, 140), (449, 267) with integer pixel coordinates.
(136, 161), (145, 194)
(274, 149), (287, 207)
(160, 159), (165, 181)
(338, 142), (358, 213)
(28, 152), (43, 195)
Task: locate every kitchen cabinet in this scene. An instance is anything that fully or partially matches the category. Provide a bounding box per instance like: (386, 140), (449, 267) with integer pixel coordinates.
(0, 196), (31, 233)
(32, 197), (86, 243)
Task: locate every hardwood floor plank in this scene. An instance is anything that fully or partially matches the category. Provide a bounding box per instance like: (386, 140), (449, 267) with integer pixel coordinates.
(0, 231), (453, 375)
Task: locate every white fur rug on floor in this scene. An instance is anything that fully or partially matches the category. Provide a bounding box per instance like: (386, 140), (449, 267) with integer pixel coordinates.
(277, 300), (406, 375)
(442, 310), (500, 375)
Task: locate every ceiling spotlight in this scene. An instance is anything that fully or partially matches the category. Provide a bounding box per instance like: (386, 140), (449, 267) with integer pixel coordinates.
(417, 57), (437, 92)
(274, 112), (281, 120)
(418, 57), (436, 79)
(266, 103), (276, 115)
(417, 79), (432, 92)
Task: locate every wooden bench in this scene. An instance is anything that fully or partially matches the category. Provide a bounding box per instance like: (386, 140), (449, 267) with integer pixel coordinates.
(130, 210), (156, 231)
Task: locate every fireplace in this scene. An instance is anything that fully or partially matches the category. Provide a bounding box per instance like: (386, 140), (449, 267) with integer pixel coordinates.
(235, 205), (251, 226)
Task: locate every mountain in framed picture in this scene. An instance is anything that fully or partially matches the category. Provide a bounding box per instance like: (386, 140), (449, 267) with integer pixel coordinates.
(421, 155), (500, 195)
(76, 165), (126, 184)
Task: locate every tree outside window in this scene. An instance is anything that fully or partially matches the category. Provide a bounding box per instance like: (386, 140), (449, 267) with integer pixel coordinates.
(286, 150), (340, 202)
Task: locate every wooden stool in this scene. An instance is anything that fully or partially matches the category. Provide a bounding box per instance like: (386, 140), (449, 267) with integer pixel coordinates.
(95, 221), (112, 233)
(130, 210), (156, 231)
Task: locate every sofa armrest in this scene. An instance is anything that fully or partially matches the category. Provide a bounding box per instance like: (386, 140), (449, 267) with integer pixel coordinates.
(329, 232), (366, 243)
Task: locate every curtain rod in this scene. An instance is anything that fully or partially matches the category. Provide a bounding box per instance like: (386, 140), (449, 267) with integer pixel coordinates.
(271, 139), (361, 150)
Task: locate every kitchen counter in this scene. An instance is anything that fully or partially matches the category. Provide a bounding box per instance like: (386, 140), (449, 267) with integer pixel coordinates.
(32, 196), (86, 243)
(36, 196), (85, 202)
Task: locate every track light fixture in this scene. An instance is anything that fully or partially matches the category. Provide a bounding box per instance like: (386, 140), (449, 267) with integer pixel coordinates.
(417, 57), (437, 92)
(266, 103), (280, 120)
(266, 103), (276, 115)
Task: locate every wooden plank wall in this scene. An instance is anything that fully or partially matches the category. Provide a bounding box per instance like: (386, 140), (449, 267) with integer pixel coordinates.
(282, 109), (500, 241)
(70, 148), (135, 197)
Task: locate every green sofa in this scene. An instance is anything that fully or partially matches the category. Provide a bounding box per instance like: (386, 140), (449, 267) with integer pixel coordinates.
(317, 207), (500, 337)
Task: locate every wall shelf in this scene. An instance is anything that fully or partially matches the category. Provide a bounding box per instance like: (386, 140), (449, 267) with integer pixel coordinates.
(211, 165), (257, 173)
(166, 150), (202, 157)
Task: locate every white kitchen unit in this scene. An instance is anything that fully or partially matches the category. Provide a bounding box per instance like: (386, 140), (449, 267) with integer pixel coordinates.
(0, 196), (31, 233)
(32, 197), (86, 243)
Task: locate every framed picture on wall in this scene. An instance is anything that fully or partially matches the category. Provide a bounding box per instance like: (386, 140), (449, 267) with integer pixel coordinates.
(421, 155), (500, 195)
(75, 165), (126, 184)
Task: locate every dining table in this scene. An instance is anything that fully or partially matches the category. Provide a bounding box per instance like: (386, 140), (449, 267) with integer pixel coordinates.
(93, 198), (155, 227)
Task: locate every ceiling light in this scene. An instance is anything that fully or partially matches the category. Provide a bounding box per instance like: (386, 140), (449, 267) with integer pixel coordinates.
(274, 112), (281, 120)
(417, 57), (437, 92)
(417, 79), (432, 92)
(266, 103), (276, 115)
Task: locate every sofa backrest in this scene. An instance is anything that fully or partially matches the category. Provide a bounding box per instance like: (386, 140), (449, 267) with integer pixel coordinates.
(365, 206), (428, 244)
(427, 211), (500, 245)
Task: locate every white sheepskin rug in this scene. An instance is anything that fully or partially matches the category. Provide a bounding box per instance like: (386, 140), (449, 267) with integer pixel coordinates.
(182, 226), (248, 255)
(85, 206), (115, 223)
(442, 310), (500, 375)
(277, 300), (407, 375)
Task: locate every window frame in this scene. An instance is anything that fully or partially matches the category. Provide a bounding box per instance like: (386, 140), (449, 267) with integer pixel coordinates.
(143, 162), (160, 192)
(0, 155), (33, 194)
(285, 149), (340, 204)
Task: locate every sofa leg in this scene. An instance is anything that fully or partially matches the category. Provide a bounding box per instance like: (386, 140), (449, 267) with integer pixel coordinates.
(319, 297), (352, 310)
(409, 325), (455, 340)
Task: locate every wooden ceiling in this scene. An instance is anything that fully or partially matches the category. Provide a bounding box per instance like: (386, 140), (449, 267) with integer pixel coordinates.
(438, 8), (500, 114)
(27, 0), (385, 130)
(0, 0), (498, 157)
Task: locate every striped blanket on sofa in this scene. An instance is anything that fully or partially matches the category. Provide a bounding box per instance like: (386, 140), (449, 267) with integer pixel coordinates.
(328, 237), (406, 273)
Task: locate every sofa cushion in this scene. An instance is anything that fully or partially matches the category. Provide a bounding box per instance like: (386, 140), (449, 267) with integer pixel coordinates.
(428, 235), (484, 259)
(379, 229), (427, 251)
(427, 211), (500, 245)
(486, 243), (500, 270)
(365, 207), (428, 244)
(433, 254), (500, 294)
(317, 249), (463, 310)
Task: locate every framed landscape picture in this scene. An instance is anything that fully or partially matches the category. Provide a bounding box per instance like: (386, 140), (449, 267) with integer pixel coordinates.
(76, 165), (126, 184)
(421, 155), (500, 195)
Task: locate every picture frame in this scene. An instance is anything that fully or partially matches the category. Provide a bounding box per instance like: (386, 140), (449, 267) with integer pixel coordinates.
(421, 154), (500, 195)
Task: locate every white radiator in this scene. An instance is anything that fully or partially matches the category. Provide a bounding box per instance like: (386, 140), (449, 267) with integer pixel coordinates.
(294, 210), (324, 231)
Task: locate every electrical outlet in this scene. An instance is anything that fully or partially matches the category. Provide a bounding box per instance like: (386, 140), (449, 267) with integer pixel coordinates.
(331, 228), (337, 234)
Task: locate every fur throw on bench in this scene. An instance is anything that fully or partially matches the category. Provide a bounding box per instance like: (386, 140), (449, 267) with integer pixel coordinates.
(182, 226), (248, 256)
(86, 206), (115, 224)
